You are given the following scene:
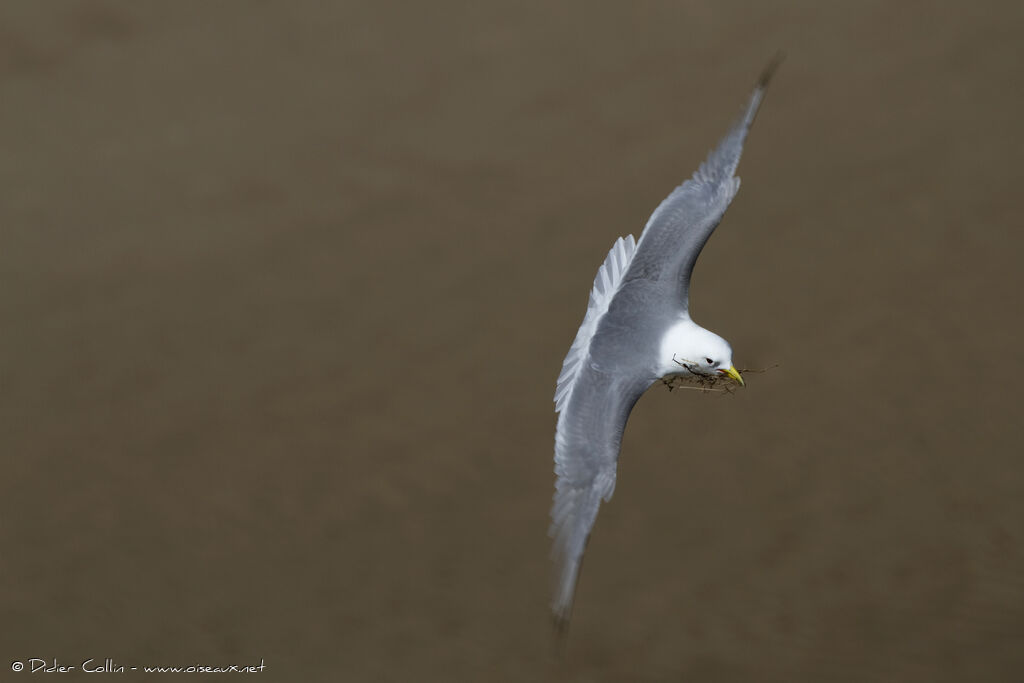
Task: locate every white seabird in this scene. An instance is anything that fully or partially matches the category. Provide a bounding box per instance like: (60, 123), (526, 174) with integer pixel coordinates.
(550, 61), (779, 626)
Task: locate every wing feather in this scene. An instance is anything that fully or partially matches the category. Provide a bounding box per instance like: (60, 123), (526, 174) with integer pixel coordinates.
(629, 59), (778, 309)
(550, 362), (650, 625)
(554, 234), (636, 412)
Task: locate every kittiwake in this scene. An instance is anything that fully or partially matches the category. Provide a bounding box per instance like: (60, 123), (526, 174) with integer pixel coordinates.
(550, 60), (779, 626)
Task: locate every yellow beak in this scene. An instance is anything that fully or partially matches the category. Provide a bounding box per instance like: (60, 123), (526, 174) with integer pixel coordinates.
(719, 365), (745, 386)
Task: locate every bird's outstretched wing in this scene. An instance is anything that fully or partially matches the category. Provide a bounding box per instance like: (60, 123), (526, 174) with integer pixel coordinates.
(550, 354), (652, 627)
(629, 57), (779, 311)
(551, 232), (652, 627)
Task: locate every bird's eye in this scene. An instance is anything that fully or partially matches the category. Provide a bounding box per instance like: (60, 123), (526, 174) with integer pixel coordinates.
(705, 357), (714, 365)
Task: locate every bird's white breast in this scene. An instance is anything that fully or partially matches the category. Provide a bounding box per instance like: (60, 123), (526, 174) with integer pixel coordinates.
(657, 317), (700, 376)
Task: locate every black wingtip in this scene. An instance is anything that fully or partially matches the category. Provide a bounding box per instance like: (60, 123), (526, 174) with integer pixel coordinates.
(758, 51), (786, 89)
(550, 612), (571, 658)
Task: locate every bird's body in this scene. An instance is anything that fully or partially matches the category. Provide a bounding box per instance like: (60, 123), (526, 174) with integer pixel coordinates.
(550, 61), (779, 626)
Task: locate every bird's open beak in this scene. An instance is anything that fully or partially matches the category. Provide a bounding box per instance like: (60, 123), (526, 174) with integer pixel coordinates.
(719, 365), (745, 386)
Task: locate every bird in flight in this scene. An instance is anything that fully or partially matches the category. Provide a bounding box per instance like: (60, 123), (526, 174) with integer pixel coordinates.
(550, 59), (779, 627)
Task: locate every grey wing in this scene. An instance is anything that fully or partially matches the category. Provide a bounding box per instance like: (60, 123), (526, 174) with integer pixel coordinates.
(550, 358), (652, 625)
(628, 58), (778, 309)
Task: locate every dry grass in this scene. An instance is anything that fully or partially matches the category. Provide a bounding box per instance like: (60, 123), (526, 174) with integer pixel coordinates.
(662, 363), (778, 395)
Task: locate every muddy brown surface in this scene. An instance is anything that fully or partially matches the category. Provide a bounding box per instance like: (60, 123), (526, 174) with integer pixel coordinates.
(2, 2), (1022, 681)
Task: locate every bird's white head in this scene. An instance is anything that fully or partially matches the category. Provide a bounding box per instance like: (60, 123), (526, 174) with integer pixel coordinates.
(657, 318), (744, 386)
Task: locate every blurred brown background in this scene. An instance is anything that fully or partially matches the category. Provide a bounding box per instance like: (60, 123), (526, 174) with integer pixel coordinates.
(1, 1), (1022, 681)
